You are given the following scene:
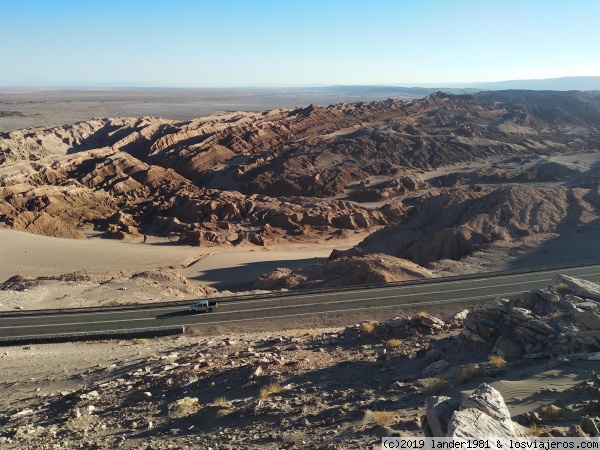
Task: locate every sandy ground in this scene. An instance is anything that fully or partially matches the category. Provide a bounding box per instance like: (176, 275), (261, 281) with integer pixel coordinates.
(0, 228), (208, 282)
(0, 228), (367, 288)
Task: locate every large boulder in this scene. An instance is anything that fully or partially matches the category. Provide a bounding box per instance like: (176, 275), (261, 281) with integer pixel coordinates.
(424, 383), (526, 437)
(551, 275), (600, 302)
(447, 408), (517, 438)
(423, 396), (461, 437)
(493, 335), (523, 358)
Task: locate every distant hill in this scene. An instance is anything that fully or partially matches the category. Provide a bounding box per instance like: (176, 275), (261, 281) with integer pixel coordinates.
(309, 77), (600, 98)
(437, 76), (600, 91)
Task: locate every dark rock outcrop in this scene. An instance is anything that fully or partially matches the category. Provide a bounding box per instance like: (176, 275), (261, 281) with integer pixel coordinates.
(459, 275), (600, 357)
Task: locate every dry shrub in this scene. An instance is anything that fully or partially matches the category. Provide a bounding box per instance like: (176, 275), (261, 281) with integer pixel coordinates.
(168, 396), (200, 418)
(361, 321), (376, 334)
(540, 405), (562, 420)
(424, 377), (449, 396)
(459, 365), (485, 382)
(488, 354), (506, 368)
(551, 310), (563, 318)
(132, 338), (148, 345)
(386, 339), (403, 349)
(553, 283), (570, 294)
(529, 423), (542, 436)
(416, 311), (429, 317)
(213, 396), (230, 407)
(259, 382), (284, 400)
(363, 410), (397, 427)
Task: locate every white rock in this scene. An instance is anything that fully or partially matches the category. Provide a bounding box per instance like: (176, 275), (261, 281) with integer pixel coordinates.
(250, 366), (264, 379)
(446, 383), (527, 438)
(12, 408), (34, 419)
(448, 408), (516, 438)
(79, 390), (100, 400)
(551, 275), (600, 301)
(459, 383), (511, 422)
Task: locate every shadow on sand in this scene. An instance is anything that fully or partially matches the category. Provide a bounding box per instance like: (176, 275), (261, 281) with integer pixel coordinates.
(189, 257), (325, 291)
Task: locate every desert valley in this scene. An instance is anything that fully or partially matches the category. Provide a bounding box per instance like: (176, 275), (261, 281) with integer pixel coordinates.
(1, 88), (600, 448)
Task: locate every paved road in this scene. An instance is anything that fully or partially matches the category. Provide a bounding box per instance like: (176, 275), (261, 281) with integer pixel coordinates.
(1, 264), (600, 339)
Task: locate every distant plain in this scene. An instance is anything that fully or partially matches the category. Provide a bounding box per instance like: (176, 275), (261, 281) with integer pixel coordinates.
(0, 86), (433, 132)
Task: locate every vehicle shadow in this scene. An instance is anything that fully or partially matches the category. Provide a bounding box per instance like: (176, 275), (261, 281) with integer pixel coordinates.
(155, 310), (191, 320)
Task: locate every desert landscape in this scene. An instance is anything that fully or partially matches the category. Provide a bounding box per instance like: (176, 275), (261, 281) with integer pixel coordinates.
(1, 274), (599, 448)
(1, 88), (600, 448)
(2, 89), (600, 301)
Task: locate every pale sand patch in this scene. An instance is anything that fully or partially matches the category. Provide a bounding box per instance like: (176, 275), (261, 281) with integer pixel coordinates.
(449, 360), (595, 417)
(180, 234), (369, 291)
(0, 228), (368, 293)
(0, 228), (208, 283)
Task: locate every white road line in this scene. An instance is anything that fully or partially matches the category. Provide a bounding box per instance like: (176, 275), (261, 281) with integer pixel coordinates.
(0, 269), (576, 330)
(219, 265), (600, 305)
(182, 290), (527, 327)
(3, 270), (599, 323)
(4, 290), (525, 335)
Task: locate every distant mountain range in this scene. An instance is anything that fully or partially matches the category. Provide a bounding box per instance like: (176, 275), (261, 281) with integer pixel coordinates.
(438, 76), (600, 91)
(1, 76), (598, 92)
(282, 76), (600, 98)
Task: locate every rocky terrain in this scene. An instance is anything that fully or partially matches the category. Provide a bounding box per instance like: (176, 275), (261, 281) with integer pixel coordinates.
(1, 274), (599, 448)
(0, 269), (218, 310)
(2, 90), (600, 290)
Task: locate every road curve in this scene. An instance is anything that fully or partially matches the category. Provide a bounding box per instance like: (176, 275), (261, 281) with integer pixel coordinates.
(1, 264), (600, 339)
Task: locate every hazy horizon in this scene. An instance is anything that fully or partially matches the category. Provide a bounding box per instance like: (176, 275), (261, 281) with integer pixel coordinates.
(1, 75), (600, 91)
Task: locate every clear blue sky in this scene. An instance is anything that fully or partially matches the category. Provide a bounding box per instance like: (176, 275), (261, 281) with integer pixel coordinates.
(1, 0), (598, 87)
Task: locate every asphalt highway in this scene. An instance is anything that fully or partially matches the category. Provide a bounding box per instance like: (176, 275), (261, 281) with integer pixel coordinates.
(1, 264), (600, 339)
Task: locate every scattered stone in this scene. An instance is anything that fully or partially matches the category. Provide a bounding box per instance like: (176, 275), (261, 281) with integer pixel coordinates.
(424, 349), (441, 362)
(11, 408), (34, 419)
(494, 335), (523, 358)
(79, 390), (100, 400)
(423, 360), (450, 377)
(580, 417), (600, 437)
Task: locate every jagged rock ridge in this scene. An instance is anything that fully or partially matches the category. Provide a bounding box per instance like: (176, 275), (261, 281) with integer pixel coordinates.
(1, 90), (599, 250)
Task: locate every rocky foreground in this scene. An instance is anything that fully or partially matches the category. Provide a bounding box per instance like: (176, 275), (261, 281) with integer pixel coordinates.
(1, 274), (599, 448)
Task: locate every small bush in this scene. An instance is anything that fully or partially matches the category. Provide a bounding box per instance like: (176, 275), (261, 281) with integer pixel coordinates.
(424, 377), (449, 396)
(361, 322), (376, 334)
(416, 311), (429, 317)
(540, 405), (562, 420)
(132, 338), (148, 345)
(551, 310), (563, 318)
(259, 382), (284, 400)
(459, 365), (485, 382)
(168, 396), (200, 418)
(488, 354), (506, 368)
(529, 423), (542, 437)
(213, 396), (230, 407)
(386, 339), (403, 349)
(363, 410), (397, 427)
